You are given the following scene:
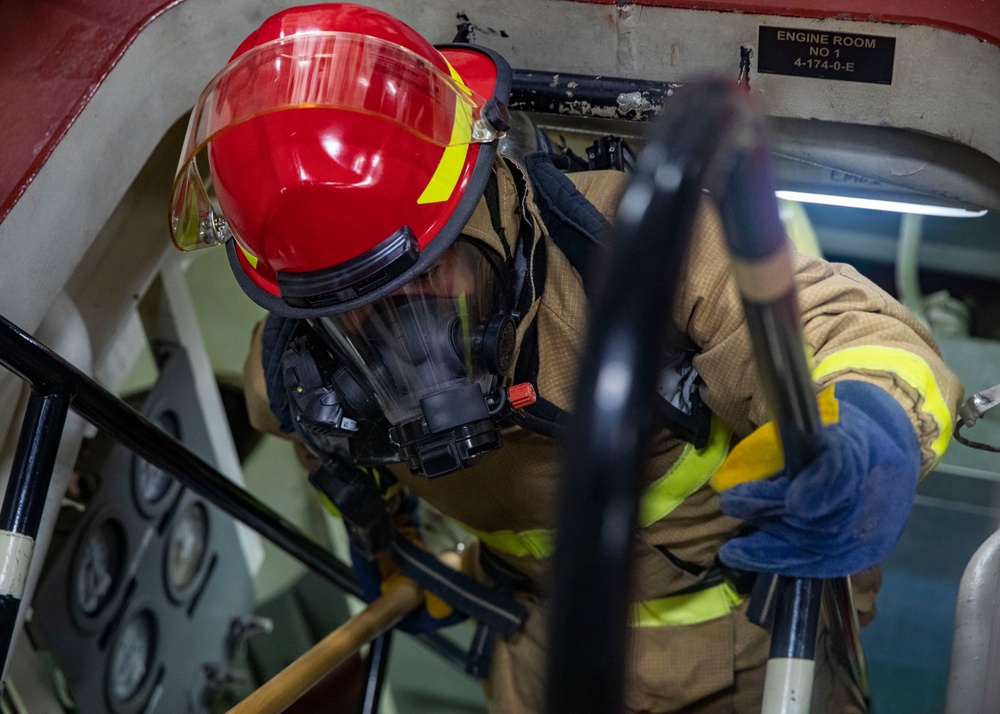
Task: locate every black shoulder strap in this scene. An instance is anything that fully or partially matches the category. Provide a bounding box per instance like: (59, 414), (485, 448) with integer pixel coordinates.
(509, 319), (571, 439)
(262, 313), (302, 434)
(522, 151), (698, 353)
(515, 152), (710, 447)
(522, 151), (614, 300)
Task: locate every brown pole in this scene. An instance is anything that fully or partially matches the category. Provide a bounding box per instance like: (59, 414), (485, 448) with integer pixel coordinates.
(228, 581), (421, 714)
(228, 552), (461, 714)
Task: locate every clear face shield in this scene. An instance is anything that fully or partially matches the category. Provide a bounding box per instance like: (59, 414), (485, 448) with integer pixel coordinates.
(314, 240), (518, 477)
(168, 31), (495, 254)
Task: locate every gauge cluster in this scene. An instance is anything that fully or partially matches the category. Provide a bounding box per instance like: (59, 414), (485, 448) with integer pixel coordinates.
(30, 344), (254, 713)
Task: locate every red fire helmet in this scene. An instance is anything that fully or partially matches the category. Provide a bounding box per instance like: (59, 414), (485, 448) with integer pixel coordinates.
(169, 3), (512, 317)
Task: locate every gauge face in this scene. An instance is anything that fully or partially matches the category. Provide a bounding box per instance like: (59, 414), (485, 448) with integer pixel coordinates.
(134, 458), (172, 504)
(131, 411), (181, 516)
(72, 519), (125, 620)
(108, 610), (156, 705)
(166, 502), (208, 594)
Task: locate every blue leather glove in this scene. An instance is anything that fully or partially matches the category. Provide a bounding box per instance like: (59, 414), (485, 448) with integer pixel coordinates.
(710, 380), (921, 578)
(349, 493), (468, 634)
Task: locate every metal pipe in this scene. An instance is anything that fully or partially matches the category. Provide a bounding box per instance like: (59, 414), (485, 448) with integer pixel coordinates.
(762, 578), (823, 714)
(509, 69), (679, 122)
(0, 315), (359, 596)
(826, 577), (872, 702)
(544, 79), (866, 713)
(0, 315), (467, 674)
(895, 213), (928, 326)
(358, 632), (392, 714)
(945, 528), (1000, 713)
(0, 386), (71, 682)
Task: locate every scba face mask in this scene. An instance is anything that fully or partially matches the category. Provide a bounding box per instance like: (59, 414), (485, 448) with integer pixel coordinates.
(301, 240), (535, 478)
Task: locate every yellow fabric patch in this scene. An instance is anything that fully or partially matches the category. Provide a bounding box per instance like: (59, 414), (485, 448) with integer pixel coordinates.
(778, 198), (824, 259)
(710, 386), (843, 492)
(817, 384), (840, 426)
(710, 421), (785, 492)
(631, 581), (744, 628)
(424, 591), (454, 620)
(369, 467), (402, 502)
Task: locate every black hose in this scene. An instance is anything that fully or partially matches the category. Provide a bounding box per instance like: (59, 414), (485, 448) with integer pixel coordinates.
(544, 78), (834, 713)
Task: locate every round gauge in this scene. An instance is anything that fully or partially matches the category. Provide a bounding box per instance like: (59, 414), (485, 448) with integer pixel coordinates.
(106, 608), (157, 711)
(131, 410), (181, 517)
(164, 501), (209, 600)
(69, 517), (126, 630)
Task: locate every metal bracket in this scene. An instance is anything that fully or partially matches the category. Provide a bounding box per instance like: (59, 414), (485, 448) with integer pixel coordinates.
(471, 118), (500, 143)
(955, 383), (1000, 453)
(958, 384), (1000, 427)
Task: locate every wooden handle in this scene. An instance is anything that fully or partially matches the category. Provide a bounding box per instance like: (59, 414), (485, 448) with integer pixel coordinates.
(228, 551), (462, 714)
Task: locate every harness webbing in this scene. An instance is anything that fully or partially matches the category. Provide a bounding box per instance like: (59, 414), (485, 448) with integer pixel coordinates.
(389, 534), (527, 636)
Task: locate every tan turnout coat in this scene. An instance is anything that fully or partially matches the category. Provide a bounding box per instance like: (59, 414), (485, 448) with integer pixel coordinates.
(245, 163), (963, 713)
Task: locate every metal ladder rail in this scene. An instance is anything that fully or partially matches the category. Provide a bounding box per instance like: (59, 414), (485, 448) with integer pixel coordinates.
(0, 313), (468, 692)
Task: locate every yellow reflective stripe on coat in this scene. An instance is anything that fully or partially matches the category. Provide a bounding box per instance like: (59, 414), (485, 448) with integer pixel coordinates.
(457, 417), (731, 559)
(417, 61), (472, 205)
(631, 581), (744, 628)
(812, 345), (953, 465)
(456, 522), (555, 560)
(639, 415), (732, 528)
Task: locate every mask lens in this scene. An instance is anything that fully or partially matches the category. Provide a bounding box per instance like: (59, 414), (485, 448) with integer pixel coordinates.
(318, 241), (506, 425)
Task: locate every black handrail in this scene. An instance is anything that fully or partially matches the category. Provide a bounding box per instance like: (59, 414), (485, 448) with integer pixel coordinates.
(544, 78), (867, 713)
(0, 315), (467, 678)
(0, 386), (71, 661)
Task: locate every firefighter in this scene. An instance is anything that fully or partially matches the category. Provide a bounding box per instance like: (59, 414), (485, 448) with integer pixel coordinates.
(169, 4), (963, 711)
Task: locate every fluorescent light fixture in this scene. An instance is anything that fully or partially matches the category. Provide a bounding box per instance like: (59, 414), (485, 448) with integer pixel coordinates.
(775, 190), (988, 218)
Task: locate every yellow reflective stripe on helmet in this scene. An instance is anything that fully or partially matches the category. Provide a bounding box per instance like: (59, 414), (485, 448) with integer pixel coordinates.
(417, 61), (472, 205)
(812, 345), (954, 465)
(238, 242), (259, 269)
(638, 415), (732, 528)
(631, 581), (743, 628)
(455, 521), (554, 560)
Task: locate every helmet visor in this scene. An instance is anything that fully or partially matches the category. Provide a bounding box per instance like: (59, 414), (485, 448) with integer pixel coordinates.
(170, 31), (492, 252)
(316, 241), (507, 426)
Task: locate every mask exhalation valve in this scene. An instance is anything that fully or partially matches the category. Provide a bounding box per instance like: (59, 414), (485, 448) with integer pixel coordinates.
(389, 381), (537, 478)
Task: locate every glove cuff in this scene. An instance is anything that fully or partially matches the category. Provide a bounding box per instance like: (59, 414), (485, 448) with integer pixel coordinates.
(833, 380), (919, 461)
